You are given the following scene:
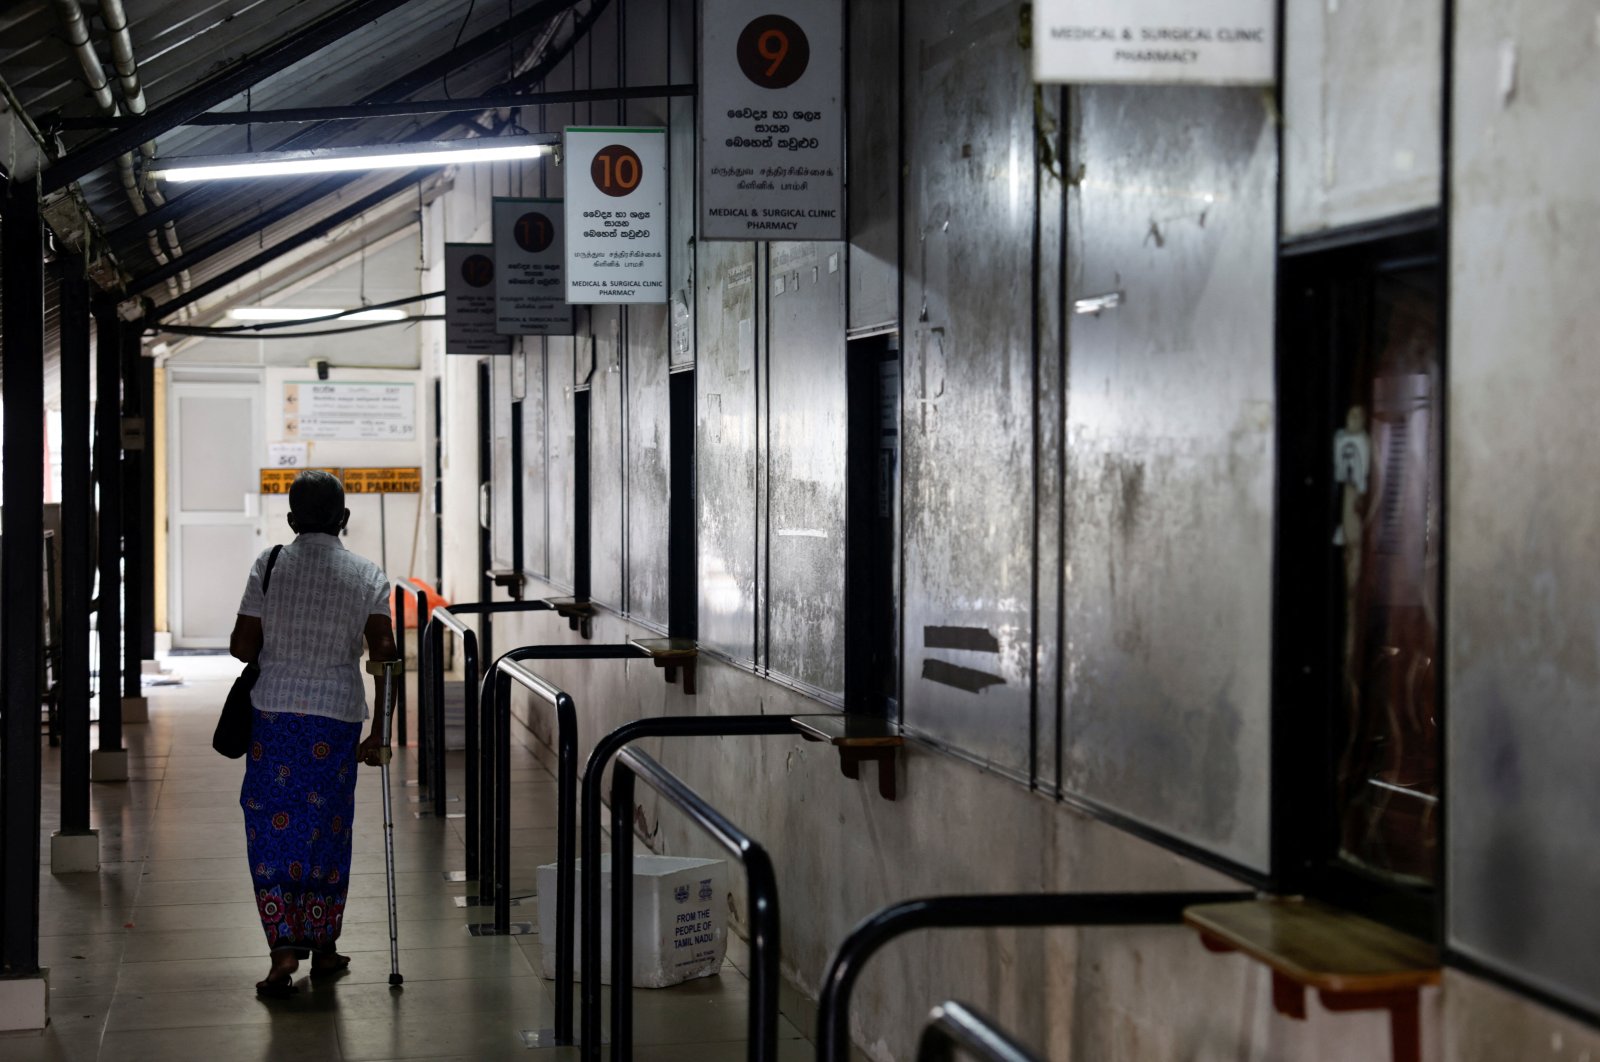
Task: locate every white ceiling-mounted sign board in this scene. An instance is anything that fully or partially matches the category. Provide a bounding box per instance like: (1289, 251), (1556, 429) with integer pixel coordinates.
(493, 197), (574, 335)
(564, 128), (668, 304)
(445, 242), (510, 354)
(1033, 0), (1275, 85)
(283, 382), (415, 441)
(699, 0), (844, 240)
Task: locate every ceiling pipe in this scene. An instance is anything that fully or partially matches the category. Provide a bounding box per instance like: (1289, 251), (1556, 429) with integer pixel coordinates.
(101, 0), (189, 293)
(98, 0), (150, 156)
(51, 0), (190, 310)
(51, 0), (114, 114)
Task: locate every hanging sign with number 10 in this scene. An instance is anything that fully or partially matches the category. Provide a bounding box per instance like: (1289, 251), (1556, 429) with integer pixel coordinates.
(493, 197), (574, 335)
(700, 0), (843, 241)
(563, 127), (668, 304)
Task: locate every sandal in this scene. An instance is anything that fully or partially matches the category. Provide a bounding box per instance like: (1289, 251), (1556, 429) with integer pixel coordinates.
(255, 973), (297, 999)
(309, 953), (352, 981)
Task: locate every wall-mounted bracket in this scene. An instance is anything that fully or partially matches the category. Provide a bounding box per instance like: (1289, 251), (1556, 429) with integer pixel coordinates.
(629, 638), (698, 695)
(488, 568), (525, 600)
(544, 596), (595, 639)
(794, 715), (904, 800)
(1185, 898), (1439, 1062)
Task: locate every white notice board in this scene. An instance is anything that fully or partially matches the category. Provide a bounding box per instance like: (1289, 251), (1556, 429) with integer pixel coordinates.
(283, 382), (416, 441)
(700, 0), (844, 240)
(1033, 0), (1275, 85)
(493, 197), (574, 335)
(445, 243), (510, 354)
(564, 128), (668, 304)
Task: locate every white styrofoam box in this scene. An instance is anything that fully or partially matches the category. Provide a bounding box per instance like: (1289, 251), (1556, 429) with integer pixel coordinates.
(537, 854), (727, 989)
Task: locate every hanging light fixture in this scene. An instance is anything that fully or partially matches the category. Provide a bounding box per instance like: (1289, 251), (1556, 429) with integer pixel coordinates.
(150, 133), (556, 183)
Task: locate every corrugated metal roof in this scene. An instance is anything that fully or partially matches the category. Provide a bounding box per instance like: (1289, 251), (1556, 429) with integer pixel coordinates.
(1, 0), (603, 400)
(2, 0), (594, 293)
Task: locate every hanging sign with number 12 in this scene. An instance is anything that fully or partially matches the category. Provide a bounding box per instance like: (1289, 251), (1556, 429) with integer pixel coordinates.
(563, 127), (668, 304)
(700, 0), (843, 241)
(445, 242), (510, 355)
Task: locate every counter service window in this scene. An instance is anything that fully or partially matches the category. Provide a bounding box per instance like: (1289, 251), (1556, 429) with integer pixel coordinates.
(1279, 224), (1443, 934)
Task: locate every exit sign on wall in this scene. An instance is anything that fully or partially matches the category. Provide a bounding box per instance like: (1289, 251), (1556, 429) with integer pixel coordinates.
(1033, 0), (1275, 85)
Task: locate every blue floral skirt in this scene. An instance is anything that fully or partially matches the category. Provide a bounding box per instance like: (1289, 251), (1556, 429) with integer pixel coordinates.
(240, 710), (363, 956)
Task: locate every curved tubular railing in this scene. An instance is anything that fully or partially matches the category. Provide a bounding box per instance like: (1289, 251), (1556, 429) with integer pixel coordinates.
(612, 748), (782, 1062)
(914, 1001), (1042, 1062)
(390, 583), (415, 750)
(421, 601), (553, 832)
(579, 715), (804, 1060)
(815, 890), (1255, 1062)
(492, 659), (578, 1043)
(474, 641), (654, 1044)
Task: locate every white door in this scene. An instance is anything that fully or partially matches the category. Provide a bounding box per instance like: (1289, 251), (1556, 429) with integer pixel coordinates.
(169, 381), (263, 647)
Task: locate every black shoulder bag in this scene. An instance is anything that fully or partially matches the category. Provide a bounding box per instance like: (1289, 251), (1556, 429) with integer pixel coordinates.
(213, 544), (283, 758)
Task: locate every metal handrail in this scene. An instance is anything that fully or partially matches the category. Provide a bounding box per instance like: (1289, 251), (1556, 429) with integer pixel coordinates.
(418, 599), (554, 831)
(815, 890), (1254, 1061)
(578, 715), (805, 1059)
(612, 748), (782, 1062)
(473, 640), (653, 1046)
(915, 1001), (1042, 1062)
(490, 658), (577, 1044)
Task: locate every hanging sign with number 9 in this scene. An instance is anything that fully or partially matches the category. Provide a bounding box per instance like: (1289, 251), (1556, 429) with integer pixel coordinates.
(736, 15), (810, 88)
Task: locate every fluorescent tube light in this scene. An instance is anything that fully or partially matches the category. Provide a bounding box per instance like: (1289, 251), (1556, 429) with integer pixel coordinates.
(229, 307), (408, 322)
(152, 134), (555, 182)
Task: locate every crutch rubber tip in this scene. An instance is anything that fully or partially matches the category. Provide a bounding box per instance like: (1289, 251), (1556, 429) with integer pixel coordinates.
(389, 974), (404, 987)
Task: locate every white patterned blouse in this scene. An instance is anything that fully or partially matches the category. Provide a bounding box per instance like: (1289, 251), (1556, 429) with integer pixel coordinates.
(236, 533), (391, 723)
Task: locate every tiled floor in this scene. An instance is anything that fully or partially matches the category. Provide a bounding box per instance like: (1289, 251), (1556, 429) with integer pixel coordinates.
(14, 657), (813, 1061)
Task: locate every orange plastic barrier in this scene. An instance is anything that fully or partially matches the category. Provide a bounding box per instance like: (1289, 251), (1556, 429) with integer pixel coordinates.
(391, 579), (450, 627)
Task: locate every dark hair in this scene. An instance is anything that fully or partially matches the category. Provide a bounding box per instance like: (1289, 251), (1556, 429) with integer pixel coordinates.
(288, 470), (345, 533)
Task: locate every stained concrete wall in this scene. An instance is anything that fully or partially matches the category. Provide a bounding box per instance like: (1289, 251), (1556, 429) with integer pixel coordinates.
(1447, 0), (1600, 1022)
(419, 0), (1600, 1057)
(1282, 0), (1443, 236)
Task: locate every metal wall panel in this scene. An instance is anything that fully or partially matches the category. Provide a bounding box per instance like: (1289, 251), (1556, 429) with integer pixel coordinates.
(520, 346), (549, 578)
(547, 343), (576, 590)
(767, 241), (847, 698)
(626, 338), (672, 629)
(846, 0), (899, 335)
(590, 306), (626, 608)
(617, 1), (675, 630)
(1062, 87), (1276, 872)
(696, 240), (760, 664)
(1283, 0), (1441, 236)
(1033, 86), (1067, 796)
(899, 0), (1036, 776)
(1448, 0), (1600, 1016)
(491, 354), (514, 568)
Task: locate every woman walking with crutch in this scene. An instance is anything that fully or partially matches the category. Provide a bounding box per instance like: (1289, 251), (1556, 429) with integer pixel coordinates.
(228, 470), (399, 998)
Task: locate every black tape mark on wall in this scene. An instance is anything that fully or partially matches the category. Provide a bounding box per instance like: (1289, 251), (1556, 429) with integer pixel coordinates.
(923, 625), (1001, 653)
(921, 659), (1006, 694)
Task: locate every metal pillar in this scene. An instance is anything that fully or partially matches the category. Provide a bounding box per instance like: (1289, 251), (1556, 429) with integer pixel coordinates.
(120, 321), (146, 711)
(56, 262), (94, 834)
(93, 297), (125, 768)
(135, 354), (156, 660)
(1, 182), (46, 976)
(476, 362), (494, 664)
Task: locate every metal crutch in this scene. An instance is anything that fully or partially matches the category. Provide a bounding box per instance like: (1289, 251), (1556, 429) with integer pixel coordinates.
(367, 658), (405, 988)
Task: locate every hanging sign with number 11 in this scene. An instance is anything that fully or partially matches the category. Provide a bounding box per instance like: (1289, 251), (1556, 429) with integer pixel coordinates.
(700, 0), (844, 241)
(563, 127), (668, 304)
(494, 197), (574, 335)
